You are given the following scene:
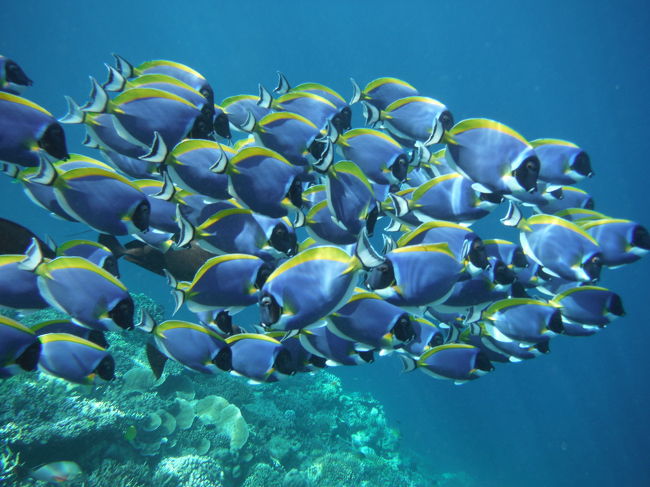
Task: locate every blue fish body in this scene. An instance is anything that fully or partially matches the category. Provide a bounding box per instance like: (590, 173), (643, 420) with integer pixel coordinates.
(226, 333), (283, 382)
(552, 285), (625, 327)
(579, 218), (649, 267)
(0, 255), (48, 309)
(38, 333), (113, 384)
(531, 139), (593, 185)
(417, 343), (492, 383)
(0, 315), (40, 372)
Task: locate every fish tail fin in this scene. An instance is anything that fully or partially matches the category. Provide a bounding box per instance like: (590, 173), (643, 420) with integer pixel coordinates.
(382, 233), (397, 254)
(112, 53), (135, 78)
(312, 139), (334, 173)
(102, 63), (127, 92)
(387, 193), (410, 218)
(163, 269), (186, 315)
(362, 101), (381, 127)
(83, 77), (111, 114)
(410, 142), (429, 168)
(209, 144), (229, 174)
(174, 205), (195, 248)
(145, 340), (167, 380)
(27, 152), (57, 185)
(257, 83), (273, 109)
(324, 119), (339, 143)
(82, 132), (100, 149)
(274, 71), (291, 95)
(398, 353), (418, 373)
(58, 96), (86, 124)
(152, 170), (176, 201)
(355, 228), (385, 269)
(18, 238), (43, 272)
(292, 209), (306, 229)
(500, 201), (529, 230)
(424, 118), (445, 146)
(349, 77), (362, 105)
(241, 111), (257, 133)
(139, 131), (168, 164)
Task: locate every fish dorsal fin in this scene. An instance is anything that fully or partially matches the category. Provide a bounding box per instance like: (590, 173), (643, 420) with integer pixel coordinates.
(58, 96), (85, 124)
(274, 71), (291, 95)
(18, 238), (44, 272)
(209, 144), (229, 174)
(136, 308), (157, 333)
(102, 63), (127, 92)
(355, 228), (385, 269)
(83, 77), (110, 113)
(241, 111), (257, 133)
(257, 83), (273, 109)
(313, 139), (334, 173)
(27, 152), (57, 186)
(349, 77), (362, 105)
(112, 53), (135, 78)
(174, 205), (195, 249)
(362, 101), (381, 127)
(153, 170), (176, 201)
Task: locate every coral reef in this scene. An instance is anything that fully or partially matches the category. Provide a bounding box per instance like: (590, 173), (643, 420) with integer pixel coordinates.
(0, 296), (471, 487)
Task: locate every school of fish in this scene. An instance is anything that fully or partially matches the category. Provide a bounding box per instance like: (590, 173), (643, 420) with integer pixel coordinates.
(1, 53), (648, 388)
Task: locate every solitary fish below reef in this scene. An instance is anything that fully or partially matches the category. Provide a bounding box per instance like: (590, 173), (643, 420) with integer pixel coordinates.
(30, 461), (82, 483)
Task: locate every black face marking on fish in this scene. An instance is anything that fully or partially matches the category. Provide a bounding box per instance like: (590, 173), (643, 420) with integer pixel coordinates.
(287, 178), (303, 209)
(269, 223), (297, 256)
(15, 340), (41, 372)
(492, 260), (515, 285)
(512, 247), (529, 268)
(213, 112), (232, 139)
(332, 106), (352, 132)
(259, 292), (282, 325)
(199, 86), (214, 107)
(393, 314), (415, 343)
(513, 156), (540, 193)
(96, 355), (116, 381)
(632, 225), (650, 250)
(188, 112), (213, 139)
(309, 354), (327, 368)
(215, 310), (233, 335)
(469, 238), (490, 270)
(535, 341), (550, 354)
(109, 297), (134, 330)
(366, 259), (395, 290)
(573, 151), (593, 178)
(308, 138), (328, 160)
(274, 348), (297, 375)
(38, 122), (69, 160)
(475, 351), (494, 372)
(583, 253), (603, 282)
(548, 309), (564, 334)
(584, 197), (595, 210)
(391, 154), (409, 182)
(103, 255), (120, 278)
(5, 60), (32, 86)
(213, 346), (232, 371)
(479, 192), (504, 204)
(358, 350), (375, 363)
(132, 200), (151, 232)
(608, 293), (626, 318)
(428, 332), (444, 347)
(255, 262), (276, 289)
(439, 110), (454, 132)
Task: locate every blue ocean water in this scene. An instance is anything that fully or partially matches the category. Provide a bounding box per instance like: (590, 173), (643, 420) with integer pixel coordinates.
(1, 1), (649, 486)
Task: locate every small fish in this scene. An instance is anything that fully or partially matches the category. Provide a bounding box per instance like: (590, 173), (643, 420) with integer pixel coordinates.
(0, 91), (68, 165)
(541, 185), (595, 215)
(299, 324), (374, 367)
(350, 76), (419, 110)
(0, 314), (41, 375)
(226, 333), (292, 383)
(552, 285), (625, 327)
(19, 240), (135, 332)
(578, 218), (650, 267)
(531, 138), (593, 185)
(0, 55), (32, 94)
(38, 333), (115, 384)
(54, 239), (119, 277)
(445, 118), (540, 195)
(30, 461), (83, 484)
(402, 343), (494, 384)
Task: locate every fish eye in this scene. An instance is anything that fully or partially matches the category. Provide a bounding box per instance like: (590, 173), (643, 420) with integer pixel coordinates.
(391, 155), (409, 181)
(259, 293), (282, 325)
(392, 315), (415, 343)
(583, 253), (603, 282)
(468, 238), (489, 269)
(514, 156), (539, 193)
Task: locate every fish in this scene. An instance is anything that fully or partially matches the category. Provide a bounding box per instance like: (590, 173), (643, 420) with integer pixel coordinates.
(540, 185), (595, 215)
(138, 311), (231, 378)
(578, 218), (650, 267)
(299, 324), (374, 367)
(259, 86), (341, 131)
(445, 118), (540, 195)
(0, 91), (68, 165)
(481, 298), (564, 345)
(38, 332), (115, 384)
(213, 146), (304, 218)
(226, 333), (291, 383)
(350, 76), (419, 110)
(0, 55), (32, 94)
(53, 239), (119, 277)
(167, 253), (273, 314)
(364, 96), (453, 147)
(503, 202), (603, 282)
(19, 239), (135, 332)
(30, 318), (109, 348)
(365, 243), (465, 308)
(221, 94), (271, 132)
(327, 288), (415, 351)
(30, 461), (83, 484)
(399, 316), (444, 358)
(0, 314), (41, 376)
(402, 343), (494, 384)
(0, 254), (50, 310)
(531, 138), (593, 184)
(29, 154), (150, 236)
(0, 217), (56, 258)
(259, 243), (378, 331)
(552, 285), (625, 327)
